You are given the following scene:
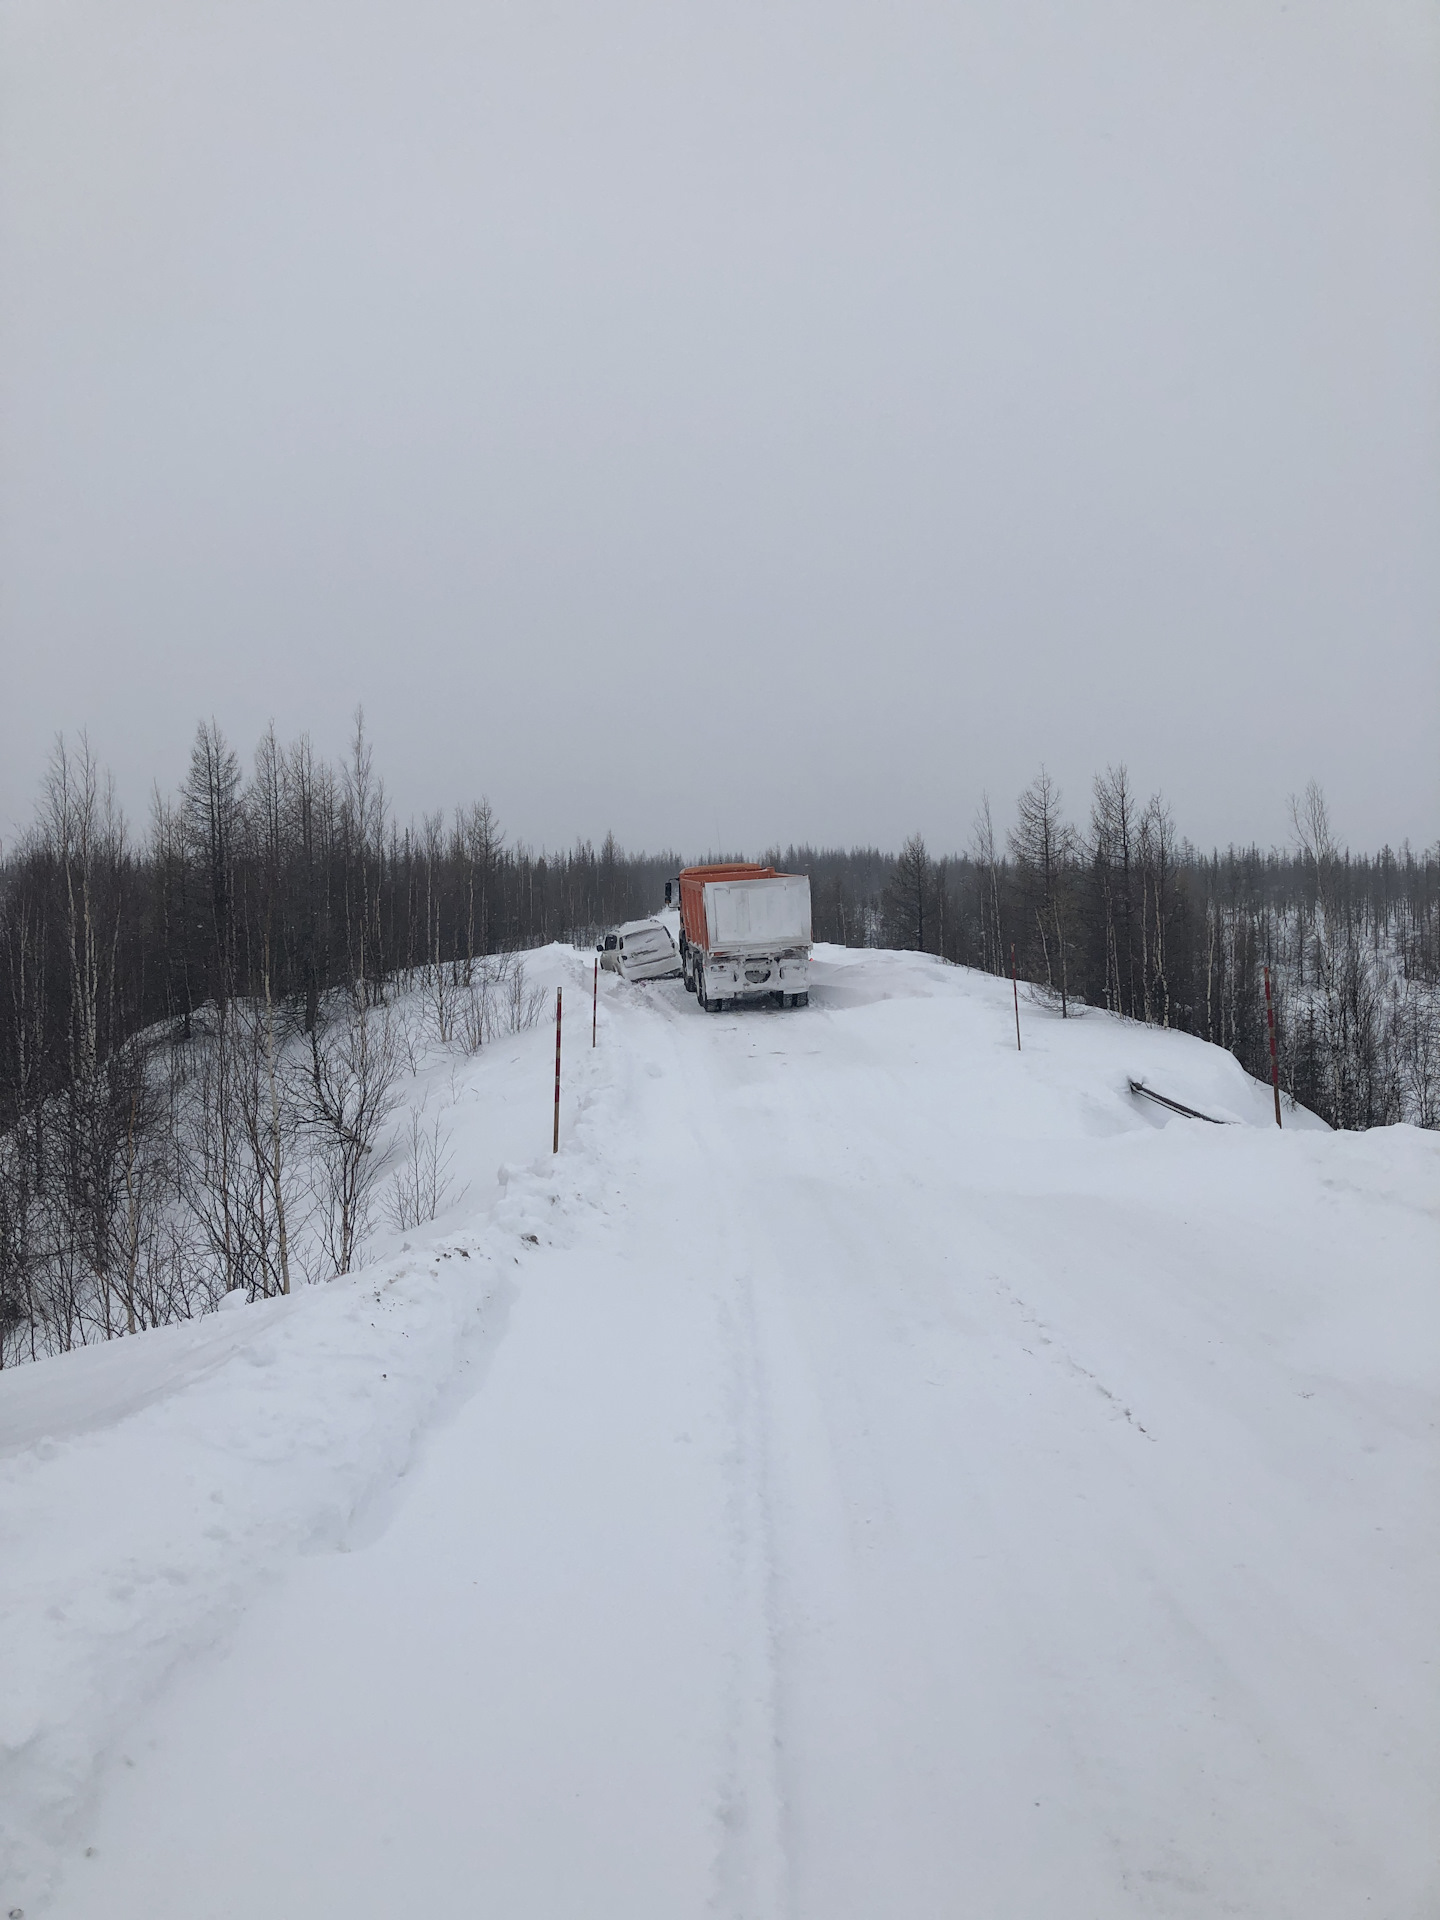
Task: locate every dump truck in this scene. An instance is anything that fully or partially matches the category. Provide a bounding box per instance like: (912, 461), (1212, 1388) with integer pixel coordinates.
(677, 864), (812, 1010)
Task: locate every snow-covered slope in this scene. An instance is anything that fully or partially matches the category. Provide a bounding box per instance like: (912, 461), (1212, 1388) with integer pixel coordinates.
(3, 947), (1436, 1918)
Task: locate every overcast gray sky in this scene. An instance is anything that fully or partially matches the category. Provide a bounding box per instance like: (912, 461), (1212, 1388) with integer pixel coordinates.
(2, 0), (1436, 857)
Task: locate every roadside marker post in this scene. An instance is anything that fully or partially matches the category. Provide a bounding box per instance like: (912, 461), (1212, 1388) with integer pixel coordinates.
(1011, 944), (1022, 1052)
(593, 957), (598, 1047)
(553, 988), (563, 1153)
(1263, 964), (1282, 1128)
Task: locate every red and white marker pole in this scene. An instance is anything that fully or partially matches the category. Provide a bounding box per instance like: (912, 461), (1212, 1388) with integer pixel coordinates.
(593, 957), (598, 1048)
(1263, 964), (1281, 1128)
(553, 988), (563, 1153)
(1011, 943), (1022, 1052)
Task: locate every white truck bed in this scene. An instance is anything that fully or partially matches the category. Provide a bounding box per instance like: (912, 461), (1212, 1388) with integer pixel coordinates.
(690, 873), (812, 1009)
(702, 874), (812, 952)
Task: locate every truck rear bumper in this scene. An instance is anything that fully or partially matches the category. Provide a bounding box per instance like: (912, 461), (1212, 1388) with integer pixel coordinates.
(700, 952), (810, 1000)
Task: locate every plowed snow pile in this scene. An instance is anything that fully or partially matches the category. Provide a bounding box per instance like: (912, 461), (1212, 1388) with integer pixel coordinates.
(3, 946), (1437, 1918)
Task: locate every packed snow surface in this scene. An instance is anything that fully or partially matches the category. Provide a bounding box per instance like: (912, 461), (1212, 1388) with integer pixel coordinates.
(3, 946), (1437, 1918)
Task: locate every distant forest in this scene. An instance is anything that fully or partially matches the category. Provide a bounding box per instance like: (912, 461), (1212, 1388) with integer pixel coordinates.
(790, 776), (1438, 1136)
(1, 717), (1436, 1363)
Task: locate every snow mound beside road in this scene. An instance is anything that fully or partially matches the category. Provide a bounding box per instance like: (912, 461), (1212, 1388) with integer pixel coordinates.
(809, 942), (1329, 1134)
(0, 943), (603, 1913)
(0, 1246), (495, 1903)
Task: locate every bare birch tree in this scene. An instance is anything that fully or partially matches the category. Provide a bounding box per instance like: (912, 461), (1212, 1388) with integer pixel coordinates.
(307, 1001), (400, 1276)
(1010, 768), (1077, 1014)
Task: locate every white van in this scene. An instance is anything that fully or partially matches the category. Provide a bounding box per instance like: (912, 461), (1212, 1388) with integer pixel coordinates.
(597, 919), (682, 983)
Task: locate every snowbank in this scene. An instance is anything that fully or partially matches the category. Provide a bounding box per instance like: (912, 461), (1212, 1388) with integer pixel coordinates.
(0, 943), (602, 1912)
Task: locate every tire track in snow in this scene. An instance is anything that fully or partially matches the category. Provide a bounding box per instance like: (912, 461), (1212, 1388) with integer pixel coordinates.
(711, 1259), (789, 1920)
(645, 994), (792, 1920)
(996, 1280), (1157, 1440)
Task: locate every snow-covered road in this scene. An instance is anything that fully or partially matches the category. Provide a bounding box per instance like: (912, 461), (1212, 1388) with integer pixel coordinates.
(8, 948), (1439, 1917)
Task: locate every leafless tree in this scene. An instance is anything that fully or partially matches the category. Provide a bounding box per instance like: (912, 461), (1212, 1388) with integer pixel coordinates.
(970, 796), (1005, 975)
(883, 834), (933, 951)
(1138, 793), (1178, 1027)
(183, 721), (241, 1006)
(341, 707), (387, 1000)
(1010, 768), (1077, 1014)
(457, 797), (504, 969)
(386, 1103), (464, 1232)
(1088, 765), (1140, 1017)
(183, 1004), (247, 1297)
(306, 1001), (401, 1276)
(455, 951), (546, 1053)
